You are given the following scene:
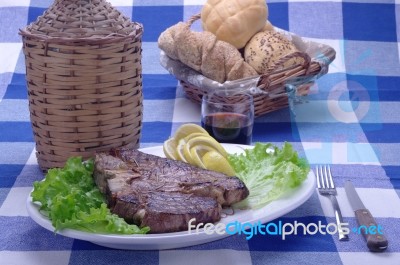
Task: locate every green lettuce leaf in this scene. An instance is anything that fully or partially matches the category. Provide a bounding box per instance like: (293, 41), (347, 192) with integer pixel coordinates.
(31, 157), (149, 234)
(228, 142), (309, 209)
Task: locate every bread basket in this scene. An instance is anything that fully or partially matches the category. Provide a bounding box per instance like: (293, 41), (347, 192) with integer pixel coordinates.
(20, 0), (143, 170)
(160, 14), (336, 117)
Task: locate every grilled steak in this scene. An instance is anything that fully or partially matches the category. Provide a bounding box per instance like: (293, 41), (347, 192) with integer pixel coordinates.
(93, 147), (249, 233)
(113, 188), (221, 233)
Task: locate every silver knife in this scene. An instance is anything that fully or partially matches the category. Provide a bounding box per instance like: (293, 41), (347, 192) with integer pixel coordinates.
(344, 181), (388, 252)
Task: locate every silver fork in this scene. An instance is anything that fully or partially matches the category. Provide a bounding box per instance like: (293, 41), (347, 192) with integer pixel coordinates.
(316, 165), (349, 241)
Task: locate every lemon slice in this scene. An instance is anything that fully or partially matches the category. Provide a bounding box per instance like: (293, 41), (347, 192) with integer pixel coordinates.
(202, 151), (236, 176)
(182, 133), (212, 163)
(190, 145), (215, 169)
(186, 135), (228, 158)
(176, 139), (189, 163)
(183, 132), (209, 142)
(163, 137), (178, 160)
(173, 123), (209, 142)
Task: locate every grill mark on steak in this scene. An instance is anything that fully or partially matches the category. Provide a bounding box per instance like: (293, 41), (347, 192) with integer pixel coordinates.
(93, 147), (249, 233)
(114, 148), (248, 206)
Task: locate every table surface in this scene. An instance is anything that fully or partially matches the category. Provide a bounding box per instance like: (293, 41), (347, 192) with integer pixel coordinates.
(1, 0), (400, 265)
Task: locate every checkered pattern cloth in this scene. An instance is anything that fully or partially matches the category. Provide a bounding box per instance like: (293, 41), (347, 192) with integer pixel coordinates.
(1, 0), (400, 264)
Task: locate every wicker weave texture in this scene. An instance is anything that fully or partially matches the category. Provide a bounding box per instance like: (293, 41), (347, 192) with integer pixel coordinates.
(20, 0), (144, 170)
(181, 62), (319, 118)
(22, 0), (140, 41)
(167, 14), (335, 118)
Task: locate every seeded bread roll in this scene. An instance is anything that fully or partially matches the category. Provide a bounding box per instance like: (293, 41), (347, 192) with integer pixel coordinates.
(244, 31), (305, 74)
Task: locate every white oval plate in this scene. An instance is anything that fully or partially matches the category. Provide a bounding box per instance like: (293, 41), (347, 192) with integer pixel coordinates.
(26, 144), (316, 250)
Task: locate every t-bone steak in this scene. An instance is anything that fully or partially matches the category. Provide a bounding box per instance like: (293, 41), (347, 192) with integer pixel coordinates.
(93, 147), (249, 233)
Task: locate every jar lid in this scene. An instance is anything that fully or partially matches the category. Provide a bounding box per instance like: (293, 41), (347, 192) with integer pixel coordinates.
(20, 0), (142, 43)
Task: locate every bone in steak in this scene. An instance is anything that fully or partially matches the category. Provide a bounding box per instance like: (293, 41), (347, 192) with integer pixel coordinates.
(93, 147), (249, 233)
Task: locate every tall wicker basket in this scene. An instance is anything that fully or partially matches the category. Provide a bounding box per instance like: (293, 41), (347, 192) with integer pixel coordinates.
(19, 0), (143, 170)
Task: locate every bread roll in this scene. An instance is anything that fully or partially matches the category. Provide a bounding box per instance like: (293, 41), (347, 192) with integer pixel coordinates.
(158, 22), (257, 83)
(244, 31), (305, 74)
(201, 0), (268, 49)
(262, 21), (274, 32)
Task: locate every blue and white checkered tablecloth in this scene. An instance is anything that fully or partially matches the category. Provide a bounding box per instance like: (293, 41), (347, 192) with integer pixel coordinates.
(1, 0), (400, 264)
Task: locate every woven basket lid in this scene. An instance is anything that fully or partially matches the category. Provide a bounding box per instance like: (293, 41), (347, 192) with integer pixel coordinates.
(20, 0), (142, 43)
